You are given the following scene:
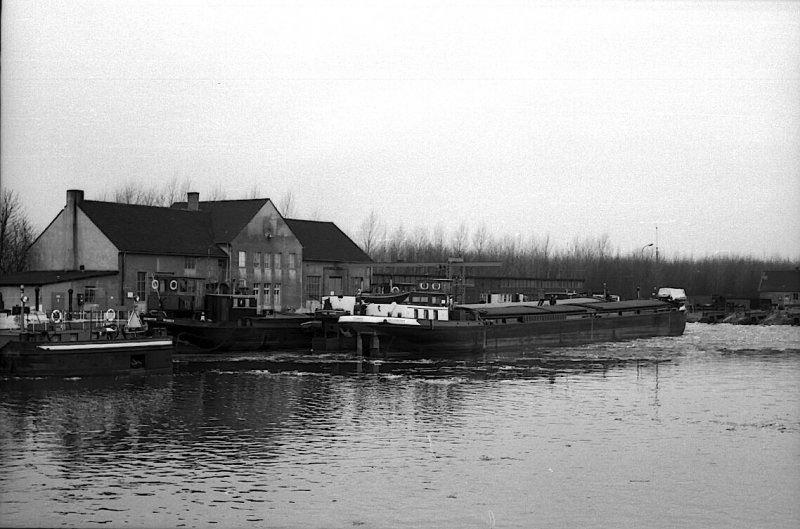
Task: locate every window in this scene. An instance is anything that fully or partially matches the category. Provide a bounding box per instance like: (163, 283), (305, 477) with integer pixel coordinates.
(84, 286), (97, 303)
(252, 283), (260, 296)
(328, 276), (343, 295)
(275, 253), (282, 270)
(136, 272), (147, 300)
(265, 253), (272, 269)
(273, 284), (281, 307)
(238, 251), (246, 268)
(288, 253), (296, 269)
(306, 275), (322, 301)
(254, 252), (261, 268)
(185, 256), (196, 269)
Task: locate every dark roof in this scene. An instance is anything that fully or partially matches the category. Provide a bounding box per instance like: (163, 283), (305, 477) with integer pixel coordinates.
(0, 270), (118, 286)
(759, 270), (800, 292)
(284, 219), (372, 263)
(171, 199), (269, 243)
(80, 201), (226, 257)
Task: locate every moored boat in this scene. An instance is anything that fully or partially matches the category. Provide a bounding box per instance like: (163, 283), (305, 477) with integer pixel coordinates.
(163, 293), (313, 351)
(165, 314), (313, 351)
(337, 288), (687, 358)
(0, 311), (173, 377)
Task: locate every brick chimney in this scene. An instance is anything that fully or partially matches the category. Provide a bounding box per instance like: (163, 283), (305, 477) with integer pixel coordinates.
(187, 191), (199, 211)
(65, 189), (84, 270)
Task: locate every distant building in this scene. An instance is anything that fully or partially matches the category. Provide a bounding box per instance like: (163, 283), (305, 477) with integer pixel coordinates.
(0, 189), (370, 316)
(758, 269), (800, 309)
(285, 219), (373, 310)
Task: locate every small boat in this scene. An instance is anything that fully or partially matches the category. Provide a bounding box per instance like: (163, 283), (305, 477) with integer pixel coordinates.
(165, 314), (313, 351)
(337, 287), (687, 358)
(0, 310), (173, 377)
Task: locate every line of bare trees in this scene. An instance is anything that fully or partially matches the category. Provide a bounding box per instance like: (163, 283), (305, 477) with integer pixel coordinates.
(2, 184), (794, 299)
(358, 212), (794, 299)
(99, 177), (299, 216)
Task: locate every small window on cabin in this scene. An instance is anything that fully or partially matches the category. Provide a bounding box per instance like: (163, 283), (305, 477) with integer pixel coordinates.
(618, 311), (623, 316)
(517, 317), (524, 323)
(636, 309), (641, 314)
(238, 251), (246, 268)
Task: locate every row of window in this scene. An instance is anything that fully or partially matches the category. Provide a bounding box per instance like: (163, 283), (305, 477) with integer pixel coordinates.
(238, 251), (296, 270)
(251, 283), (281, 306)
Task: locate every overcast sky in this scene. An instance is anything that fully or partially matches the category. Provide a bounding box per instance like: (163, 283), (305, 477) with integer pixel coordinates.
(2, 0), (799, 259)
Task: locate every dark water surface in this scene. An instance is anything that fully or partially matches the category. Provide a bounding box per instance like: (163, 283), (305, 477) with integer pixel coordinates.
(2, 323), (799, 528)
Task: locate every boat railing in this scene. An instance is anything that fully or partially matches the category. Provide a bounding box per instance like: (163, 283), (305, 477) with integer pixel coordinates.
(23, 309), (150, 338)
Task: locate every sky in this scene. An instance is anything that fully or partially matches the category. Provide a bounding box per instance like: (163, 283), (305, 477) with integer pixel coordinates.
(2, 0), (799, 259)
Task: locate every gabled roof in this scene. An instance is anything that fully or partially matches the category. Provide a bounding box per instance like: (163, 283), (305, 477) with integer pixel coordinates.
(759, 270), (800, 292)
(0, 270), (118, 286)
(80, 201), (226, 257)
(284, 219), (372, 263)
(171, 199), (269, 243)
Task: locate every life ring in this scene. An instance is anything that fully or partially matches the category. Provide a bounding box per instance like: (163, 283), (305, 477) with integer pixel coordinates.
(50, 309), (62, 323)
(390, 286), (400, 293)
(105, 308), (116, 322)
(419, 282), (428, 290)
(432, 282), (441, 290)
(169, 279), (178, 291)
(151, 279), (159, 290)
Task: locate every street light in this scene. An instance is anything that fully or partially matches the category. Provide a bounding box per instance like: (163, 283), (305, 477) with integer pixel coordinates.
(638, 244), (654, 300)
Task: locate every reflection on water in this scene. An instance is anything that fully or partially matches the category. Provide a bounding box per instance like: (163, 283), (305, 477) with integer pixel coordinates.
(2, 323), (799, 528)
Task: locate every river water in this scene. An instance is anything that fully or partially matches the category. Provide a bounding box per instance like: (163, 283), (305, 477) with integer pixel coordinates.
(1, 323), (799, 528)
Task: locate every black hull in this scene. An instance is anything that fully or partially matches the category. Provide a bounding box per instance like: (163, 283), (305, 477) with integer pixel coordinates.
(166, 317), (313, 352)
(0, 339), (173, 377)
(342, 310), (686, 358)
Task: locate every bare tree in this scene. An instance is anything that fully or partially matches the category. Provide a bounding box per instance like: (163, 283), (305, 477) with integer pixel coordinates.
(0, 189), (35, 274)
(207, 183), (227, 201)
(450, 220), (469, 257)
(471, 222), (489, 257)
(278, 189), (295, 217)
(358, 209), (382, 256)
(162, 176), (193, 206)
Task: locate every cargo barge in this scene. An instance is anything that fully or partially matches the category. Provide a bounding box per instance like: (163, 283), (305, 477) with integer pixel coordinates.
(336, 288), (687, 358)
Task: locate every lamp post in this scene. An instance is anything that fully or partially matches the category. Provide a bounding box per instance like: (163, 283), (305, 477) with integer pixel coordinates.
(638, 244), (653, 299)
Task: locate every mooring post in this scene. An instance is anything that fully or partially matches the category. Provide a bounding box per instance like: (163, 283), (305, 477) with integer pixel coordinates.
(355, 332), (363, 374)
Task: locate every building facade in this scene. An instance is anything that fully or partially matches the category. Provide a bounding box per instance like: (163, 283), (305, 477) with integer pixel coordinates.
(758, 269), (800, 309)
(285, 219), (373, 311)
(2, 189), (371, 317)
